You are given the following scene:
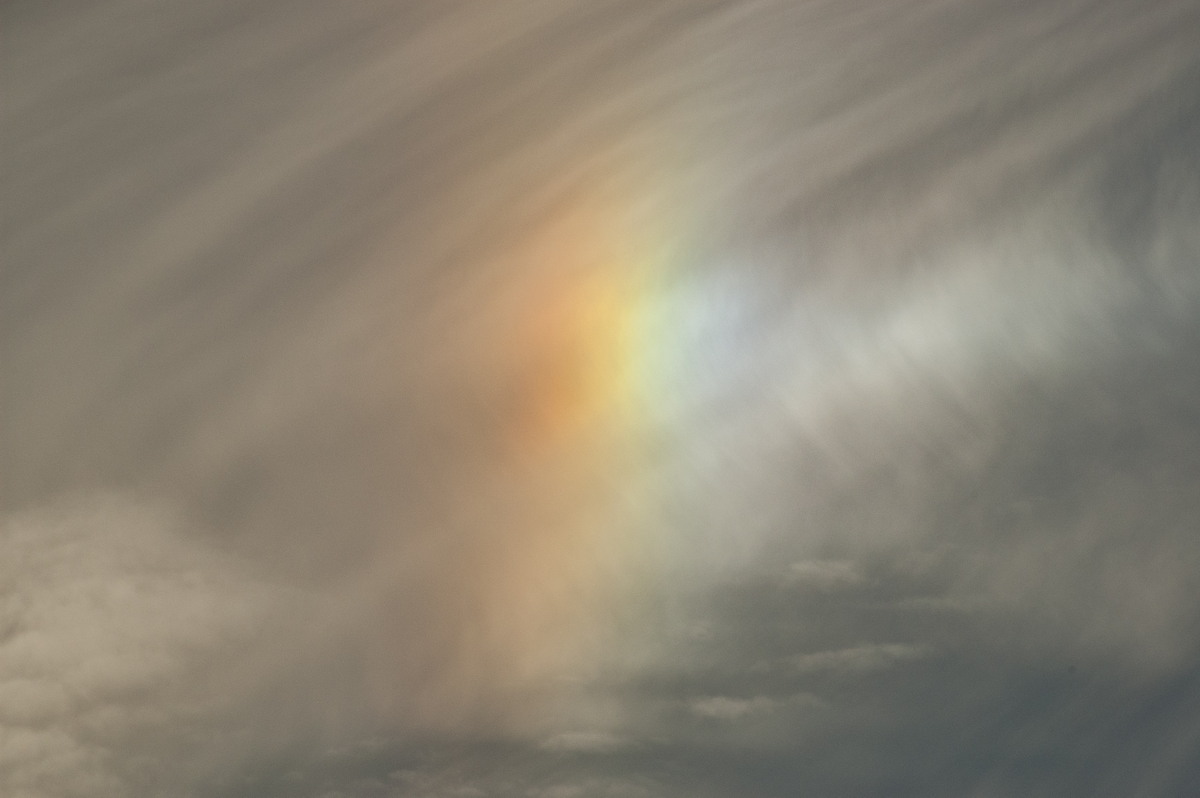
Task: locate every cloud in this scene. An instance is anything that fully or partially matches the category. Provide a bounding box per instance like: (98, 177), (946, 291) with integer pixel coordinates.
(532, 780), (658, 798)
(5, 0), (1200, 796)
(782, 559), (866, 591)
(689, 695), (793, 721)
(539, 731), (628, 753)
(0, 495), (291, 798)
(783, 644), (932, 675)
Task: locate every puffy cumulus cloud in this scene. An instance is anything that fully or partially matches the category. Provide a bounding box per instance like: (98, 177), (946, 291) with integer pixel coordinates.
(0, 495), (292, 798)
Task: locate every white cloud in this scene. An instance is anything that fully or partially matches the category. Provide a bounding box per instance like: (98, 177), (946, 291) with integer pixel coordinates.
(783, 559), (867, 591)
(539, 730), (627, 753)
(783, 644), (932, 674)
(531, 779), (657, 798)
(690, 693), (822, 721)
(690, 695), (779, 720)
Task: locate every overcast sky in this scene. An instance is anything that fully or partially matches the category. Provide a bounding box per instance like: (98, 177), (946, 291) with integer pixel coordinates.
(4, 1), (1200, 796)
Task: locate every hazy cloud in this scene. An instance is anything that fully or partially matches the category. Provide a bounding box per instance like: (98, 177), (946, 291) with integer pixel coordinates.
(0, 495), (292, 797)
(5, 0), (1200, 795)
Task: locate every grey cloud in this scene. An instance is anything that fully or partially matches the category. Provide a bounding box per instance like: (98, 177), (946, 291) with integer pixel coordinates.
(6, 0), (1200, 796)
(0, 495), (294, 797)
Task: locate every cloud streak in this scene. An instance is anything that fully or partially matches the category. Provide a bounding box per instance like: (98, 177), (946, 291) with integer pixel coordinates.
(4, 0), (1200, 796)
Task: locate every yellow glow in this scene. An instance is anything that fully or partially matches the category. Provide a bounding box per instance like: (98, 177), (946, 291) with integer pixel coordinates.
(502, 193), (653, 455)
(517, 272), (637, 445)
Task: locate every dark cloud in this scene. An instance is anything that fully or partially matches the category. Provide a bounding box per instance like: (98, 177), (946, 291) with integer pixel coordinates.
(5, 0), (1200, 796)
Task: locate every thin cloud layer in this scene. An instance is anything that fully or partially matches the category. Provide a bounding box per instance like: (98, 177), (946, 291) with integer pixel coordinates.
(5, 0), (1200, 796)
(0, 496), (293, 797)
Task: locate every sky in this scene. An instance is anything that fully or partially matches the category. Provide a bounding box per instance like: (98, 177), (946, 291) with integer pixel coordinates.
(3, 0), (1200, 796)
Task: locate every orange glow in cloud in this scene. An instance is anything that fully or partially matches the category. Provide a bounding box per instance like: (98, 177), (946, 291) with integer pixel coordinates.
(516, 271), (637, 449)
(503, 194), (650, 456)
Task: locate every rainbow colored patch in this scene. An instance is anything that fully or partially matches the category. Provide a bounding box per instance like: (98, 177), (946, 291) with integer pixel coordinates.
(502, 193), (757, 457)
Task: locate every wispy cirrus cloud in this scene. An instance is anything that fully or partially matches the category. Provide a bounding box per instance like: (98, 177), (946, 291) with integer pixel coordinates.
(5, 0), (1200, 796)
